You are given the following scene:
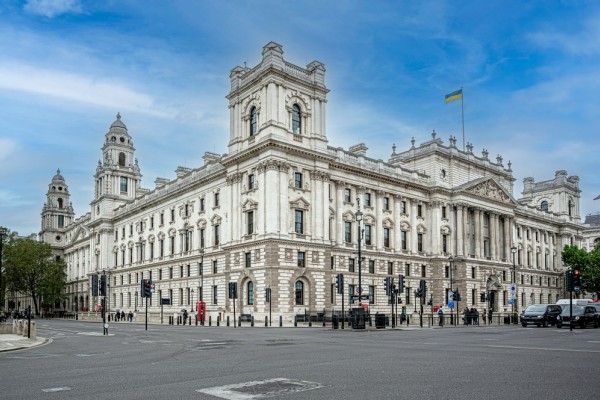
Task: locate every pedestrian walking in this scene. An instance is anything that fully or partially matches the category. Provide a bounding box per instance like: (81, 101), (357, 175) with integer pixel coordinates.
(438, 307), (444, 326)
(121, 310), (125, 321)
(128, 310), (133, 322)
(115, 310), (120, 322)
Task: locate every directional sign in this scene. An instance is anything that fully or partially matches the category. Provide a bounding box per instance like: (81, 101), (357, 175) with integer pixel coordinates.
(448, 291), (454, 301)
(448, 300), (455, 309)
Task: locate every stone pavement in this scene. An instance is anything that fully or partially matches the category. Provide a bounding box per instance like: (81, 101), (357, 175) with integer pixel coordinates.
(0, 334), (48, 352)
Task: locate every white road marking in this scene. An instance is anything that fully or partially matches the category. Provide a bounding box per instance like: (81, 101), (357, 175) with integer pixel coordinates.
(485, 345), (600, 353)
(42, 387), (71, 393)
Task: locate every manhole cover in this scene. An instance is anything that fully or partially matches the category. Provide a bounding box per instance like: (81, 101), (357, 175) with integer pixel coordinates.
(197, 378), (322, 399)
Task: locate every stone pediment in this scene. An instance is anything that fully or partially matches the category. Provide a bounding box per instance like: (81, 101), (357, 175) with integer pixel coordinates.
(458, 177), (516, 205)
(70, 226), (89, 243)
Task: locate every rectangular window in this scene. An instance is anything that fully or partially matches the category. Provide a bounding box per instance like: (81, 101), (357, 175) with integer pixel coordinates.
(405, 288), (411, 305)
(401, 201), (407, 214)
(344, 221), (352, 243)
(445, 265), (449, 278)
(170, 237), (175, 254)
(471, 267), (476, 279)
(213, 260), (218, 274)
(184, 204), (189, 217)
(245, 252), (251, 268)
(159, 239), (164, 257)
(150, 216), (154, 229)
(200, 229), (205, 248)
(383, 228), (390, 248)
(349, 285), (355, 304)
(442, 206), (447, 219)
(417, 204), (423, 218)
(248, 174), (255, 190)
(58, 215), (64, 228)
(122, 226), (125, 238)
(247, 211), (254, 235)
(214, 225), (220, 246)
(383, 196), (389, 211)
(348, 258), (355, 273)
(294, 172), (302, 188)
(421, 265), (426, 278)
(297, 251), (305, 267)
(170, 209), (175, 222)
(159, 269), (162, 280)
(180, 265), (184, 278)
(214, 192), (220, 207)
(212, 286), (218, 305)
(120, 177), (127, 193)
(364, 224), (372, 245)
(388, 261), (393, 275)
(364, 193), (371, 207)
(405, 263), (411, 276)
(442, 234), (448, 253)
(187, 264), (191, 277)
(369, 286), (375, 304)
(368, 260), (375, 274)
(417, 233), (423, 252)
(115, 229), (118, 240)
(200, 198), (205, 212)
(169, 267), (173, 279)
(401, 230), (407, 250)
(472, 289), (476, 305)
(294, 210), (304, 234)
(344, 188), (351, 203)
(160, 212), (164, 225)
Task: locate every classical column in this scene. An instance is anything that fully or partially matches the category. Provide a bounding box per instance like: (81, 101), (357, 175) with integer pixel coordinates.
(540, 229), (547, 270)
(323, 174), (331, 241)
(394, 195), (402, 251)
(474, 209), (481, 258)
(430, 202), (440, 255)
(311, 171), (323, 239)
(490, 214), (498, 260)
(376, 191), (384, 250)
(335, 181), (344, 246)
(279, 162), (289, 235)
(456, 205), (464, 257)
(410, 199), (418, 254)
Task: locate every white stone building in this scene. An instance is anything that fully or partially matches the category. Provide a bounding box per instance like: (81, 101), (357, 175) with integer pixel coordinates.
(39, 42), (584, 323)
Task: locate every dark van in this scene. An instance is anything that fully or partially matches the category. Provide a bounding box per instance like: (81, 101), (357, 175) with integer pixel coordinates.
(520, 304), (562, 327)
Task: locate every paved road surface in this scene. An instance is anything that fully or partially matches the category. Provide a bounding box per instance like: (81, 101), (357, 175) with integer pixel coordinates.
(1, 320), (598, 399)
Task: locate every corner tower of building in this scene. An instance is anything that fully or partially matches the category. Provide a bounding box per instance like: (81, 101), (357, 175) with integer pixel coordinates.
(520, 170), (581, 223)
(40, 168), (75, 251)
(226, 42), (329, 156)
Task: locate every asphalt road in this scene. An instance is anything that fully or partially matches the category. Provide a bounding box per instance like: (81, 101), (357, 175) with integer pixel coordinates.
(1, 320), (599, 399)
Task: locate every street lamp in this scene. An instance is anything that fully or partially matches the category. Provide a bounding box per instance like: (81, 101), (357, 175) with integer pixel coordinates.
(355, 198), (363, 306)
(448, 256), (454, 325)
(0, 226), (7, 310)
(511, 246), (518, 323)
(199, 248), (204, 302)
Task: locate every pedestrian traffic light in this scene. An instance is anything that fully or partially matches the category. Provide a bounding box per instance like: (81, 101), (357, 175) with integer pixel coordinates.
(100, 274), (107, 296)
(480, 292), (486, 302)
(384, 277), (391, 295)
(228, 282), (238, 299)
(265, 288), (271, 303)
(573, 270), (581, 291)
(398, 274), (405, 294)
(566, 269), (574, 291)
(336, 274), (344, 294)
(91, 274), (99, 296)
(142, 279), (152, 298)
(419, 280), (427, 299)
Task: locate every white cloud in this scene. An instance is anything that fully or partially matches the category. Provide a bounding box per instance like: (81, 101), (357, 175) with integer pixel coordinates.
(0, 138), (18, 162)
(0, 62), (177, 118)
(528, 13), (600, 56)
(24, 0), (82, 18)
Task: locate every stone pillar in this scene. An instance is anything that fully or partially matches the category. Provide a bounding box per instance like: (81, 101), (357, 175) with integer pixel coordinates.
(323, 175), (331, 241)
(474, 209), (481, 258)
(491, 214), (498, 260)
(394, 195), (402, 251)
(456, 205), (464, 257)
(335, 181), (344, 246)
(540, 230), (547, 270)
(430, 202), (440, 255)
(410, 199), (418, 254)
(376, 191), (384, 250)
(279, 163), (289, 234)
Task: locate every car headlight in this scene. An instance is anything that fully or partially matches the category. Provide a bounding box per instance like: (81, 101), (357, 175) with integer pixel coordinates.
(557, 316), (562, 320)
(537, 316), (543, 318)
(574, 316), (580, 321)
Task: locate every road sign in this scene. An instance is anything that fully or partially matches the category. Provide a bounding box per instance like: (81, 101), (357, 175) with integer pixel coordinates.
(448, 291), (454, 301)
(448, 300), (455, 309)
(510, 283), (517, 294)
(508, 299), (514, 305)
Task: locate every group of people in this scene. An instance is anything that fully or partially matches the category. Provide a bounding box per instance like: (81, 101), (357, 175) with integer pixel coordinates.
(114, 310), (134, 322)
(436, 307), (492, 326)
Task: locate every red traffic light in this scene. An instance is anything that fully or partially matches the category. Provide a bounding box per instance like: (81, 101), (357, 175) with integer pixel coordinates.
(573, 270), (580, 276)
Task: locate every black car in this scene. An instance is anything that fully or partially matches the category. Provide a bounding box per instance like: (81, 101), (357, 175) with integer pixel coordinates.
(520, 304), (562, 327)
(556, 306), (599, 329)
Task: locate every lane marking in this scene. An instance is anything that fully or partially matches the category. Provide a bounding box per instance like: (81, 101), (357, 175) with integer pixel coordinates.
(485, 345), (600, 353)
(42, 387), (71, 393)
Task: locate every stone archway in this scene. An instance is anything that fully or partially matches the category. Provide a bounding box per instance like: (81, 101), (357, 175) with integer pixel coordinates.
(486, 275), (502, 312)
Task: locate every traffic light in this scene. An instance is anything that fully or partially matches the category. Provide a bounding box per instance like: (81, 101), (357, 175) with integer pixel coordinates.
(566, 269), (574, 291)
(228, 282), (238, 299)
(427, 298), (433, 306)
(336, 274), (344, 294)
(573, 270), (581, 291)
(419, 280), (427, 299)
(265, 288), (271, 303)
(384, 277), (391, 295)
(480, 292), (486, 302)
(398, 274), (405, 294)
(91, 274), (99, 296)
(100, 274), (107, 296)
(141, 279), (152, 298)
(455, 289), (461, 302)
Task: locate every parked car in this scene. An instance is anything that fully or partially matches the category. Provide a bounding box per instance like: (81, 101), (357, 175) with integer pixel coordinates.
(556, 306), (599, 329)
(520, 304), (562, 327)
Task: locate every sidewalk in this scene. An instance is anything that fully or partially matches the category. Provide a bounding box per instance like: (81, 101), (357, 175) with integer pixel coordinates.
(0, 334), (48, 352)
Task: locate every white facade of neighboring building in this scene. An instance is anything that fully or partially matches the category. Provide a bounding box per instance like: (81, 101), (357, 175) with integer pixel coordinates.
(39, 43), (584, 322)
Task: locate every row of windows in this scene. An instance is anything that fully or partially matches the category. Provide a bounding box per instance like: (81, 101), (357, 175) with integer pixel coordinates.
(249, 103), (302, 137)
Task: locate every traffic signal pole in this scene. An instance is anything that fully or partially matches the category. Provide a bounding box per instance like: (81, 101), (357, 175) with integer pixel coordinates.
(145, 297), (148, 331)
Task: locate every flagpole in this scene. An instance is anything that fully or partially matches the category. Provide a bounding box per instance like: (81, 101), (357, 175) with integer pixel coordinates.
(461, 86), (465, 151)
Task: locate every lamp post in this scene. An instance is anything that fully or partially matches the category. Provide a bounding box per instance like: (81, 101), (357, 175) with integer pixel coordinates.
(511, 246), (517, 323)
(448, 256), (454, 326)
(199, 249), (204, 302)
(355, 198), (363, 306)
(0, 226), (7, 310)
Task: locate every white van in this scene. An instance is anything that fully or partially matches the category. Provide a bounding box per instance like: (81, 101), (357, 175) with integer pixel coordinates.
(556, 298), (593, 308)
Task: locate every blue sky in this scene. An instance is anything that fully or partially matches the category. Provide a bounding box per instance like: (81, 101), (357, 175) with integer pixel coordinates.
(1, 0), (599, 236)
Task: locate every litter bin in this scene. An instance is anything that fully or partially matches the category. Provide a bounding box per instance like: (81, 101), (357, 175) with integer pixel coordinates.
(332, 315), (339, 329)
(375, 313), (386, 329)
(350, 308), (366, 329)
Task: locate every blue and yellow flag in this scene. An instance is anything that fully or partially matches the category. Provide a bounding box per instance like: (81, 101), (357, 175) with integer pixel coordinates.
(445, 89), (463, 103)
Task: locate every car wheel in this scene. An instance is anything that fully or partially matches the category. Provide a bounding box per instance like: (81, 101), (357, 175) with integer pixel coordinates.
(557, 324), (562, 329)
(521, 322), (527, 328)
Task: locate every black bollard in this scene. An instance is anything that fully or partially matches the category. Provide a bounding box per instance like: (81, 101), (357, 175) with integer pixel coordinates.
(238, 316), (241, 327)
(217, 316), (220, 326)
(227, 316), (230, 327)
(209, 315), (212, 326)
(279, 315), (283, 327)
(294, 316), (297, 327)
(251, 316), (254, 327)
(265, 316), (268, 327)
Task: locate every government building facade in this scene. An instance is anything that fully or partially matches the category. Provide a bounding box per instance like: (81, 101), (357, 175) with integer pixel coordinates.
(38, 43), (584, 323)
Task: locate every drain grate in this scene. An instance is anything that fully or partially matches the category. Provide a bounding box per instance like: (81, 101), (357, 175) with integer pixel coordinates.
(197, 378), (322, 399)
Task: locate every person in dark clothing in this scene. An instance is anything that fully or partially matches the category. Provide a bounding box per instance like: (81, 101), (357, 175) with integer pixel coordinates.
(438, 307), (444, 326)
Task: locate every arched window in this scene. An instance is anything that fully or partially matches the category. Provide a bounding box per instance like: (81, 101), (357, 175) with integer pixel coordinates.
(250, 107), (257, 136)
(292, 104), (301, 134)
(295, 281), (304, 305)
(247, 281), (254, 305)
(58, 198), (63, 209)
(119, 152), (126, 167)
(540, 200), (548, 211)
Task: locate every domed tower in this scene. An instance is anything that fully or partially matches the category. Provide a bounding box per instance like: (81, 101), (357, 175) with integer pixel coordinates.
(40, 168), (75, 249)
(91, 113), (142, 221)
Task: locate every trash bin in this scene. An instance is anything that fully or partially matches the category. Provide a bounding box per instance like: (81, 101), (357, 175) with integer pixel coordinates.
(375, 313), (386, 329)
(332, 315), (339, 329)
(350, 308), (366, 329)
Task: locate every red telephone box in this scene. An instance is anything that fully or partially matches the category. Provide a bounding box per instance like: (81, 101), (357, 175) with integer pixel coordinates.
(196, 301), (206, 325)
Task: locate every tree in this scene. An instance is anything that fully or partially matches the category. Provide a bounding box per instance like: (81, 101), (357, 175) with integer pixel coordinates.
(562, 244), (600, 298)
(3, 237), (67, 315)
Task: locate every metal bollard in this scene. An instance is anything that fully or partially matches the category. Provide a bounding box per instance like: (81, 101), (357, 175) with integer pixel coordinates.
(279, 316), (282, 327)
(251, 316), (254, 327)
(309, 318), (312, 327)
(217, 316), (220, 327)
(238, 317), (241, 327)
(265, 316), (268, 327)
(294, 316), (297, 327)
(227, 316), (230, 327)
(209, 315), (212, 326)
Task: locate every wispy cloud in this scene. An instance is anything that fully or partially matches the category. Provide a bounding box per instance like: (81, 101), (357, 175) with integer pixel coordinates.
(528, 13), (600, 56)
(23, 0), (82, 18)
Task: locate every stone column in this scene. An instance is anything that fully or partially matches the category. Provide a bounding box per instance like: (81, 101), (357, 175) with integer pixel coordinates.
(540, 230), (547, 270)
(456, 205), (464, 257)
(394, 195), (402, 251)
(323, 175), (331, 242)
(279, 163), (289, 234)
(335, 181), (344, 246)
(490, 214), (498, 260)
(410, 199), (418, 254)
(474, 209), (481, 258)
(376, 191), (384, 250)
(430, 202), (440, 255)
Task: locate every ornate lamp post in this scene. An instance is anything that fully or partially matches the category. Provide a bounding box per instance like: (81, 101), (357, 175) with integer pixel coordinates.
(199, 248), (204, 302)
(0, 226), (7, 310)
(511, 246), (518, 323)
(355, 199), (363, 305)
(448, 256), (454, 325)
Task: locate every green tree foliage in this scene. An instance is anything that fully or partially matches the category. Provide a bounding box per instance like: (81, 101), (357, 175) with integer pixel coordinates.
(562, 244), (600, 298)
(3, 236), (67, 315)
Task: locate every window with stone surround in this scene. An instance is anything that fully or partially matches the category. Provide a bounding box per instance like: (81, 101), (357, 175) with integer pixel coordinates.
(292, 104), (301, 134)
(348, 258), (355, 272)
(401, 230), (407, 250)
(345, 221), (352, 243)
(364, 224), (372, 245)
(368, 259), (375, 274)
(383, 228), (390, 248)
(245, 252), (251, 268)
(295, 281), (304, 305)
(364, 192), (371, 207)
(248, 174), (255, 190)
(344, 188), (351, 203)
(417, 233), (423, 252)
(250, 107), (257, 136)
(294, 172), (302, 189)
(297, 251), (305, 267)
(247, 281), (254, 305)
(383, 196), (389, 211)
(247, 211), (254, 235)
(295, 210), (304, 234)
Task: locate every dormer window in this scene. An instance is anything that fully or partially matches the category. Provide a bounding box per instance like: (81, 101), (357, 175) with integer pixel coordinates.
(292, 104), (301, 134)
(118, 152), (126, 166)
(540, 201), (548, 212)
(250, 107), (257, 136)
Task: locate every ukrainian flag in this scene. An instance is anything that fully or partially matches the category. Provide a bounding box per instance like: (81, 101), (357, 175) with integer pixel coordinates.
(445, 89), (463, 103)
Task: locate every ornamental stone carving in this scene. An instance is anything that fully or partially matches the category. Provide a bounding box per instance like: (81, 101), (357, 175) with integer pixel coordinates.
(467, 179), (511, 204)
